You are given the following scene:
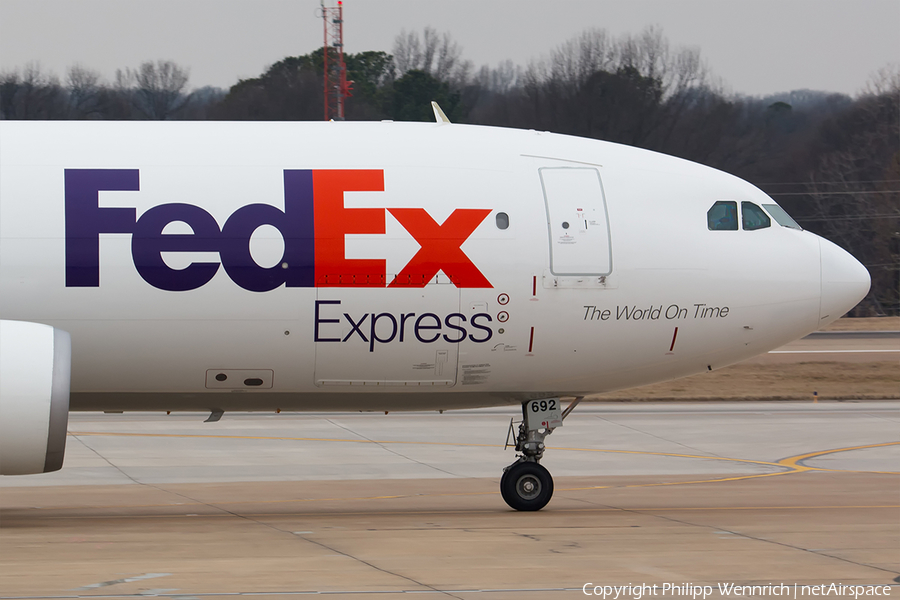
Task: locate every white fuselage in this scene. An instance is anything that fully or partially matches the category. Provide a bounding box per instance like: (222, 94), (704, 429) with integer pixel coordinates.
(0, 121), (869, 412)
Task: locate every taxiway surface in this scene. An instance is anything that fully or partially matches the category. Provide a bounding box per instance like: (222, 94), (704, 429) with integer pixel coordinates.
(1, 402), (898, 599)
(747, 331), (900, 364)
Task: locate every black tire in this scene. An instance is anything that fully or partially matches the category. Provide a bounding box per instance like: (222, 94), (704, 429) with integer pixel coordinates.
(500, 462), (553, 511)
(499, 467), (513, 506)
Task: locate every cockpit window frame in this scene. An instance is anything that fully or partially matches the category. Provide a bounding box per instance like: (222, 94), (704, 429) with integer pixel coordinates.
(741, 201), (771, 231)
(707, 200), (738, 231)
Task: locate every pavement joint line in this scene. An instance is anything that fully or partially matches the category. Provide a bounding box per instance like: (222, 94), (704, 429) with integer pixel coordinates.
(16, 473), (899, 514)
(66, 432), (900, 474)
(579, 459), (900, 581)
(649, 520), (899, 579)
(6, 588), (900, 599)
(57, 431), (810, 468)
(0, 589), (590, 599)
(11, 504), (899, 521)
(589, 413), (723, 460)
(324, 418), (464, 479)
(229, 503), (900, 519)
(68, 434), (143, 486)
(120, 483), (467, 600)
(62, 444), (462, 599)
(72, 432), (232, 516)
(629, 502), (900, 578)
(11, 441), (897, 514)
(211, 510), (463, 599)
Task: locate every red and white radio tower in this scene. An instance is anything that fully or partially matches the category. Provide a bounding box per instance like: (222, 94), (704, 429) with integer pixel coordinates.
(321, 0), (352, 120)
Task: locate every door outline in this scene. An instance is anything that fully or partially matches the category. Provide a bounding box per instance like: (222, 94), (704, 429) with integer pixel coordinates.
(312, 286), (461, 387)
(539, 167), (613, 276)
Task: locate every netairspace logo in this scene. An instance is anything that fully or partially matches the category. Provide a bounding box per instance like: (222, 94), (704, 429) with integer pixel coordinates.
(581, 583), (894, 599)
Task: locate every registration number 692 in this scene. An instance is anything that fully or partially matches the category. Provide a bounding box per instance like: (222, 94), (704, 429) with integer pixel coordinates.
(526, 399), (563, 430)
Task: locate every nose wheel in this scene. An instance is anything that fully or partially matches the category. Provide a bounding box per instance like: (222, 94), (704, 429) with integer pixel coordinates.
(500, 397), (581, 511)
(500, 461), (554, 511)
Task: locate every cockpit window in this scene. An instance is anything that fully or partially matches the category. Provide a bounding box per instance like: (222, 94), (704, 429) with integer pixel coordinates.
(708, 201), (737, 230)
(762, 204), (802, 230)
(741, 202), (771, 230)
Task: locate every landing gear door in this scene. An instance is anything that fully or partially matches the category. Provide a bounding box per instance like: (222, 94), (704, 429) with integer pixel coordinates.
(540, 167), (612, 276)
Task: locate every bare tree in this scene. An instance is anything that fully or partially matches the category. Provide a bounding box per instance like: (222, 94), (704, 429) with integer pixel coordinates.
(0, 70), (19, 119)
(473, 60), (522, 94)
(805, 70), (900, 315)
(65, 65), (104, 118)
(545, 28), (616, 88)
(118, 60), (192, 120)
(0, 63), (65, 119)
(507, 26), (711, 146)
(392, 29), (422, 75)
(392, 27), (471, 87)
(862, 62), (900, 96)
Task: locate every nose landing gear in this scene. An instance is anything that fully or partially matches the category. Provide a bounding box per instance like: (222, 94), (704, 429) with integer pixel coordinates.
(501, 397), (581, 511)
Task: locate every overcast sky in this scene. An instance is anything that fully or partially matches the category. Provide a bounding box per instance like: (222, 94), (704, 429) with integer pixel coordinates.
(1, 0), (897, 97)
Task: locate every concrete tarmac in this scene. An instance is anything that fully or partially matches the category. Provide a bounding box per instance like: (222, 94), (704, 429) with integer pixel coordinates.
(1, 402), (898, 599)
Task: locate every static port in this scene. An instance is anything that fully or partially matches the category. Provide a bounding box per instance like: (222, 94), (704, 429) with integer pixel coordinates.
(215, 373), (227, 382)
(244, 378), (264, 386)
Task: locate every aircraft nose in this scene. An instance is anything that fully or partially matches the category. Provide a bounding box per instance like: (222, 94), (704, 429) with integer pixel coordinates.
(819, 237), (870, 323)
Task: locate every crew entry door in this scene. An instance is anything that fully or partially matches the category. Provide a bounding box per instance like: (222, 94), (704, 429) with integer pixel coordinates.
(540, 167), (612, 275)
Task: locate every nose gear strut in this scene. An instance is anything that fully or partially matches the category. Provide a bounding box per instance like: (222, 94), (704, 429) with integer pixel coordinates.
(500, 397), (582, 511)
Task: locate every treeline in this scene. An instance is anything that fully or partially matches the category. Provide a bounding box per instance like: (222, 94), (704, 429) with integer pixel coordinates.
(0, 61), (224, 120)
(1, 27), (897, 316)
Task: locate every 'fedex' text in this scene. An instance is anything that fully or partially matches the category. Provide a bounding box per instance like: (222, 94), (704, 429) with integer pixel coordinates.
(65, 169), (492, 292)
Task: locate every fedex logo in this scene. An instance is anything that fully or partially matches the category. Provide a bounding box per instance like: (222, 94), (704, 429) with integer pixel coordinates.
(65, 169), (492, 292)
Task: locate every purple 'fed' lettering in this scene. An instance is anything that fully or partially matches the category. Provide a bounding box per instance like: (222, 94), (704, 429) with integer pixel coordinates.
(65, 169), (139, 287)
(65, 168), (317, 292)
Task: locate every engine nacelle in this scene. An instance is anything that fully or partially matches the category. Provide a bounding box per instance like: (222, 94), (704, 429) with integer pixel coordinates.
(0, 320), (71, 475)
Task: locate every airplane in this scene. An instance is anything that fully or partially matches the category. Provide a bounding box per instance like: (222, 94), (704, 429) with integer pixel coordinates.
(0, 113), (870, 510)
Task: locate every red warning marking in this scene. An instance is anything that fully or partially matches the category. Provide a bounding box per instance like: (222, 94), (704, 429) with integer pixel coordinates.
(528, 326), (535, 353)
(532, 275), (537, 296)
(669, 327), (679, 352)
